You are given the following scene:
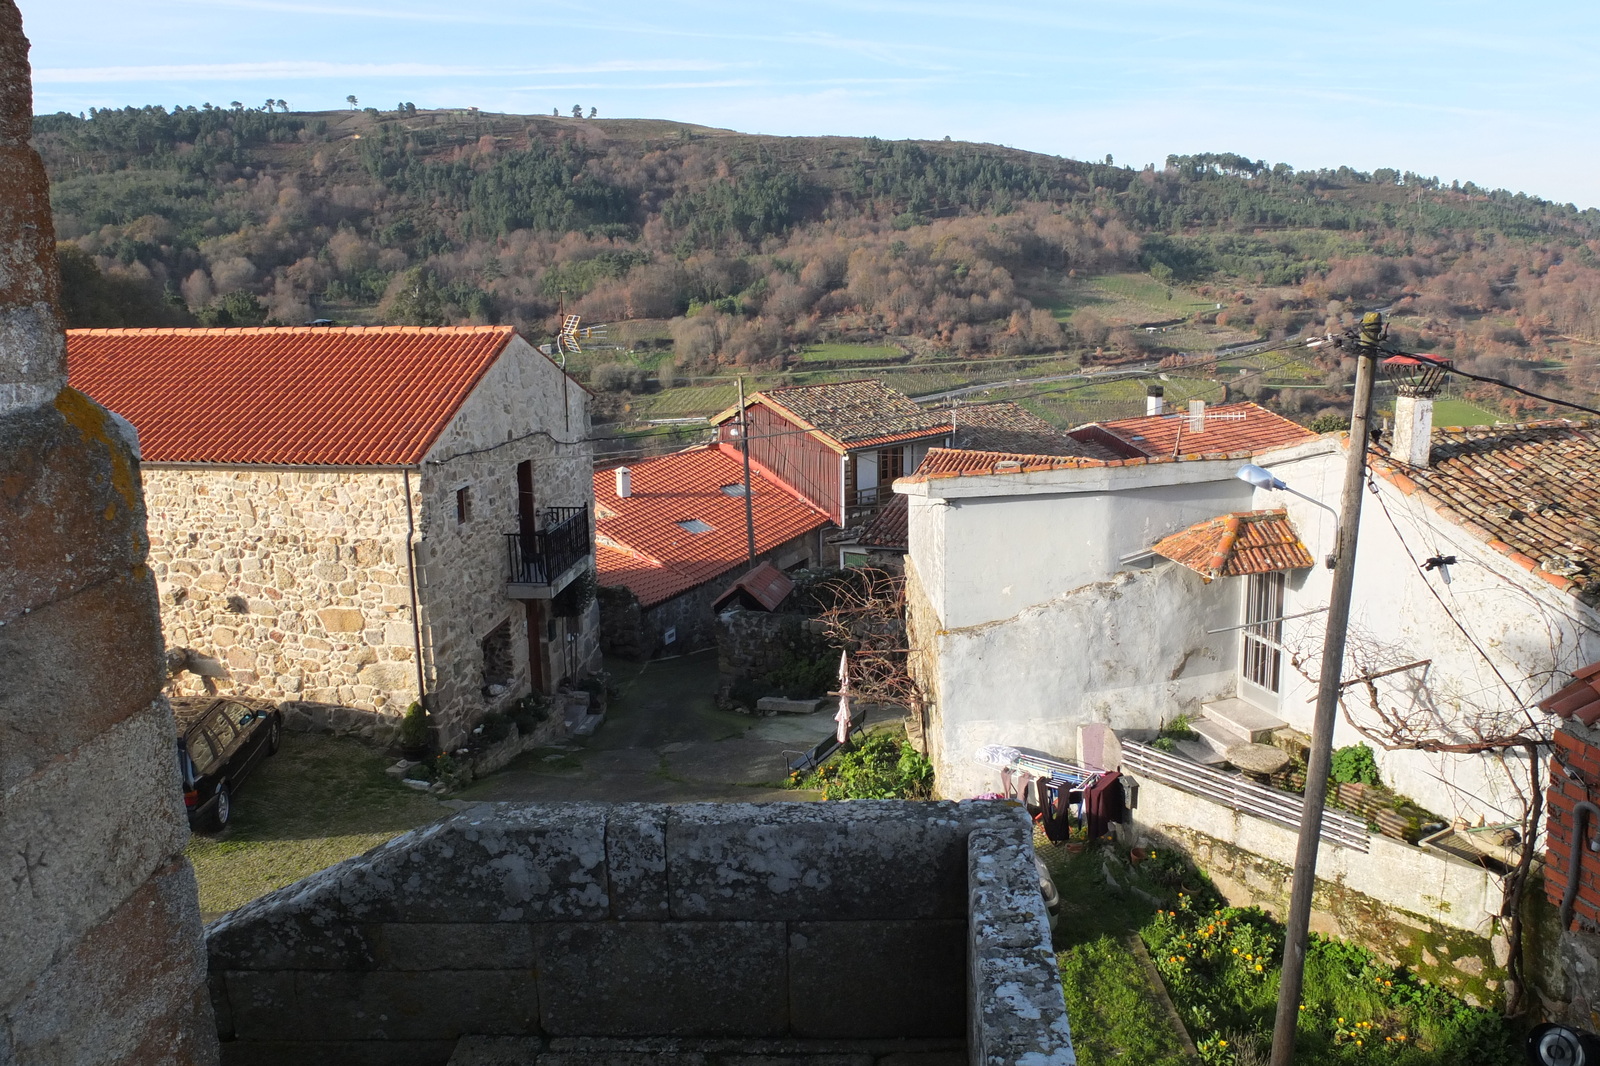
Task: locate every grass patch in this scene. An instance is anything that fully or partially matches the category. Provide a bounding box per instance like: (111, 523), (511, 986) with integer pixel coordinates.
(1429, 398), (1500, 427)
(797, 343), (904, 363)
(786, 726), (933, 799)
(184, 733), (445, 916)
(1059, 936), (1192, 1066)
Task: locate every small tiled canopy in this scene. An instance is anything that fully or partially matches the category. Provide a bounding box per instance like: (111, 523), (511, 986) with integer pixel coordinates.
(1151, 509), (1314, 581)
(1540, 661), (1600, 727)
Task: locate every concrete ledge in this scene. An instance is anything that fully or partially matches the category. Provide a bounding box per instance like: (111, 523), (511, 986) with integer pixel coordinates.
(966, 831), (1076, 1066)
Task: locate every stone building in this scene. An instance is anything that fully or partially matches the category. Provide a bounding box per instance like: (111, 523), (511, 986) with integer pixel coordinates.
(594, 445), (832, 658)
(67, 325), (600, 745)
(1, 4), (218, 1058)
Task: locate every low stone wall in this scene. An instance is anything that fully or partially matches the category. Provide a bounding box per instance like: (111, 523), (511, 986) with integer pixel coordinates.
(1131, 778), (1506, 1005)
(715, 609), (830, 686)
(205, 801), (1071, 1066)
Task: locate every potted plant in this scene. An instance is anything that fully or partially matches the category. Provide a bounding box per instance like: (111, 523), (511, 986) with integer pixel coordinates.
(398, 701), (431, 760)
(1064, 825), (1090, 855)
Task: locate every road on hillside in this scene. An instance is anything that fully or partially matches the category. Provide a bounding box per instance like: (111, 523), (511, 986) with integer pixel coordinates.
(910, 362), (1159, 404)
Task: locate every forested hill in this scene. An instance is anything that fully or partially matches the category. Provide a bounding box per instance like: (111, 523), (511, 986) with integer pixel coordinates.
(33, 103), (1600, 416)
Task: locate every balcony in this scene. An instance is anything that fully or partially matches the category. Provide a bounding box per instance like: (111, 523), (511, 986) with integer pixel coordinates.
(505, 505), (590, 599)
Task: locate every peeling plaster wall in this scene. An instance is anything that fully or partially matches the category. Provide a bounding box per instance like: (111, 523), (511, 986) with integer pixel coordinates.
(921, 564), (1239, 798)
(1252, 441), (1600, 824)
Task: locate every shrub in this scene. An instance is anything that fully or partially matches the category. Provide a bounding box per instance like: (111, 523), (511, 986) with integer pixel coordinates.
(398, 701), (429, 751)
(509, 692), (549, 734)
(791, 728), (933, 799)
(1330, 743), (1382, 787)
(476, 711), (513, 744)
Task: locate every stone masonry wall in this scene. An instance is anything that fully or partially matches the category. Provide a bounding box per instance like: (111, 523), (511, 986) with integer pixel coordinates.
(204, 801), (1069, 1066)
(145, 466), (421, 713)
(0, 7), (217, 1059)
(416, 335), (599, 741)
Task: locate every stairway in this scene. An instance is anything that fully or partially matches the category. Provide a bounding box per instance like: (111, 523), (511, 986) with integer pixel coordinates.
(1175, 697), (1287, 766)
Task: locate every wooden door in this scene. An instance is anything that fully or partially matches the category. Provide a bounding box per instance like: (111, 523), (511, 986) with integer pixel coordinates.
(517, 460), (537, 536)
(524, 600), (547, 693)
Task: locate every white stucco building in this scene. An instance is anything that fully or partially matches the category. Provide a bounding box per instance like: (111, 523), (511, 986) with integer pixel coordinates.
(68, 325), (600, 746)
(900, 402), (1600, 827)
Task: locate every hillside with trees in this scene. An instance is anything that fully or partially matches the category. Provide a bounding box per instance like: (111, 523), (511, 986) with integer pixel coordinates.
(35, 103), (1600, 428)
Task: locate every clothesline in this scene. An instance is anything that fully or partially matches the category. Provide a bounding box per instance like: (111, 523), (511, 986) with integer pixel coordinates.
(974, 744), (1105, 791)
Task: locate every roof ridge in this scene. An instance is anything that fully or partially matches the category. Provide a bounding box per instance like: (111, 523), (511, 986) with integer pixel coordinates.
(65, 325), (516, 337)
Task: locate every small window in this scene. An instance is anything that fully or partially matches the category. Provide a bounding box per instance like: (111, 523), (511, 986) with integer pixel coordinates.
(677, 519), (714, 534)
(878, 447), (905, 484)
(481, 619), (513, 696)
(719, 484), (747, 496)
(456, 486), (472, 525)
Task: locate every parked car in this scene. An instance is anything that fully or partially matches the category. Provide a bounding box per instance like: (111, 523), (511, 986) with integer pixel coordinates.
(172, 697), (282, 831)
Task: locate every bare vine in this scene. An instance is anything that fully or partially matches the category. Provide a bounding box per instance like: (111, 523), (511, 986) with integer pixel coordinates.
(810, 568), (926, 737)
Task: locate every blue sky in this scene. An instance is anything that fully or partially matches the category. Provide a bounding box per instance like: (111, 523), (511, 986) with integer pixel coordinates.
(23, 1), (1600, 209)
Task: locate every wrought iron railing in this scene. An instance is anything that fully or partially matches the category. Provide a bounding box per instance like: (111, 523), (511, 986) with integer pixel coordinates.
(505, 505), (589, 586)
(1121, 740), (1370, 853)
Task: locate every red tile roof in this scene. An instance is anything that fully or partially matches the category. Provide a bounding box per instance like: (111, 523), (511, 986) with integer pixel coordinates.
(1151, 509), (1314, 580)
(1091, 402), (1316, 458)
(594, 445), (832, 607)
(66, 326), (520, 465)
(711, 561), (796, 613)
(1368, 420), (1600, 605)
(905, 447), (1113, 480)
(857, 493), (908, 549)
(714, 379), (950, 452)
(946, 401), (1106, 458)
(1540, 661), (1600, 727)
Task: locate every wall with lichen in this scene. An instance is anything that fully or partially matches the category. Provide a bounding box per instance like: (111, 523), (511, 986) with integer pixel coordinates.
(0, 5), (218, 1056)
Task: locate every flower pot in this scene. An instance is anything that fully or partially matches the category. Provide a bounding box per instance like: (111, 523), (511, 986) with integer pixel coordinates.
(1065, 841), (1088, 855)
(1129, 847), (1148, 865)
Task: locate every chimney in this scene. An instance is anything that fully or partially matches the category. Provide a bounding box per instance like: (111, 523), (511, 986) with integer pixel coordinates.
(1188, 398), (1206, 434)
(1391, 394), (1434, 467)
(615, 466), (632, 498)
(1145, 385), (1165, 416)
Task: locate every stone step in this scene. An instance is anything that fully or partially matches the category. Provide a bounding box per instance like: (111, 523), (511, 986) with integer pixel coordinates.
(756, 696), (822, 715)
(1175, 738), (1229, 767)
(1201, 697), (1286, 745)
(1189, 718), (1245, 756)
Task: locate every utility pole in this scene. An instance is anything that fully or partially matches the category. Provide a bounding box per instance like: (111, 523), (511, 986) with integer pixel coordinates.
(737, 376), (756, 563)
(1269, 311), (1383, 1066)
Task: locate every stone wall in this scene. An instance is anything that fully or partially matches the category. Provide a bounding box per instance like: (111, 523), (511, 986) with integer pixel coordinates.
(715, 608), (830, 686)
(1540, 716), (1600, 1030)
(205, 801), (1071, 1066)
(145, 466), (422, 713)
(416, 335), (599, 740)
(0, 8), (217, 1058)
(1131, 778), (1506, 1005)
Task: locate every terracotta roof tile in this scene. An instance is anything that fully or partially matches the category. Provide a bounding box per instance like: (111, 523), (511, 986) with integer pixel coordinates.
(906, 447), (1113, 480)
(711, 561), (795, 613)
(594, 445), (832, 607)
(66, 326), (518, 465)
(1540, 660), (1600, 727)
(857, 493), (908, 549)
(945, 401), (1104, 458)
(1093, 402), (1316, 458)
(1151, 509), (1314, 580)
(1369, 420), (1600, 605)
(715, 379), (950, 451)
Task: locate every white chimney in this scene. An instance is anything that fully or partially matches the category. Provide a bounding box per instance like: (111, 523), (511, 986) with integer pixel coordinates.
(1391, 395), (1433, 467)
(614, 466), (632, 498)
(1188, 399), (1206, 434)
(1145, 385), (1165, 416)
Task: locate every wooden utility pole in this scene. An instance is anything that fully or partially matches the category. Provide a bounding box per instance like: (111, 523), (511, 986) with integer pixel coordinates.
(1269, 311), (1384, 1066)
(737, 376), (756, 563)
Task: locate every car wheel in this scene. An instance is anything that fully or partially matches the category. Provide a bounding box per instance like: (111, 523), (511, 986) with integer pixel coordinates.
(208, 783), (232, 831)
(266, 715), (282, 755)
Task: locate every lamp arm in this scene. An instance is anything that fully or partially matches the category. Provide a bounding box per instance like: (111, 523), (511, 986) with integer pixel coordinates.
(1281, 486), (1340, 568)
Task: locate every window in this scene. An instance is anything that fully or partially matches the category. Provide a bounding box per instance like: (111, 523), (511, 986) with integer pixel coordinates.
(186, 728), (221, 773)
(676, 519), (714, 534)
(1242, 571), (1286, 694)
(878, 447), (905, 484)
(456, 486), (472, 525)
(481, 620), (513, 697)
(719, 483), (747, 496)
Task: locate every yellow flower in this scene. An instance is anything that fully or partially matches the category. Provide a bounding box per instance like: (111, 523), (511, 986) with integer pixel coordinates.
(1338, 1017), (1345, 1024)
(1299, 1005), (1307, 1011)
(1232, 948), (1239, 954)
(1255, 964), (1264, 972)
(1218, 1040), (1227, 1047)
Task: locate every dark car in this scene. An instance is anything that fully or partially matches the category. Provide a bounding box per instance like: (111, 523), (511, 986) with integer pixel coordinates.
(173, 697), (282, 831)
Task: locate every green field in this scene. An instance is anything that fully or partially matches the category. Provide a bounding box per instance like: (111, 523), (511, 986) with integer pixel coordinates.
(1430, 398), (1501, 427)
(796, 343), (905, 363)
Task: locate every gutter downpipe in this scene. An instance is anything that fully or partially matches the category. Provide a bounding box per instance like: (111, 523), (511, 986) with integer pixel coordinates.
(403, 466), (428, 710)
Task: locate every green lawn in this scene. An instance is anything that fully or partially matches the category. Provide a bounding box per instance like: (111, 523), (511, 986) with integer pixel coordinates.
(1430, 398), (1500, 427)
(184, 733), (446, 917)
(796, 343), (905, 363)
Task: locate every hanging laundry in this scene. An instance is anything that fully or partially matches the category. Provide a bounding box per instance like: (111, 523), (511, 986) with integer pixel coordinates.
(1082, 771), (1125, 840)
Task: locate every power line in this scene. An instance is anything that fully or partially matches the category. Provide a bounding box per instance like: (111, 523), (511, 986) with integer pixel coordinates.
(1372, 343), (1600, 419)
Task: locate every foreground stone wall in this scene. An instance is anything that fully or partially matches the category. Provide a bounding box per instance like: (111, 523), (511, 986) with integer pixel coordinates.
(206, 801), (1070, 1066)
(0, 7), (217, 1058)
(145, 466), (422, 712)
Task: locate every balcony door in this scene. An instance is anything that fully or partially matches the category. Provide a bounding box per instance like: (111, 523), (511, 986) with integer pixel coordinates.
(517, 460), (537, 537)
(1240, 571), (1286, 708)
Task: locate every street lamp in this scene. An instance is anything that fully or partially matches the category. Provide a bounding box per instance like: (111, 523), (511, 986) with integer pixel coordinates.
(1236, 464), (1338, 569)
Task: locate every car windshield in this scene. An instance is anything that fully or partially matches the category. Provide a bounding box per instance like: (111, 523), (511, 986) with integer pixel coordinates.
(221, 701), (254, 729)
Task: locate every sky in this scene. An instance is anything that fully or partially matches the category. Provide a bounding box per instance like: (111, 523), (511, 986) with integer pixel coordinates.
(22, 0), (1600, 209)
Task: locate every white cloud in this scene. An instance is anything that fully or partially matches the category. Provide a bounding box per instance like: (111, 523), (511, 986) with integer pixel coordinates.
(35, 59), (733, 84)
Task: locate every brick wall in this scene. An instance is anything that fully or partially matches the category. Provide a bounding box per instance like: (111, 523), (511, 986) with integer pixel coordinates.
(1546, 725), (1600, 932)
